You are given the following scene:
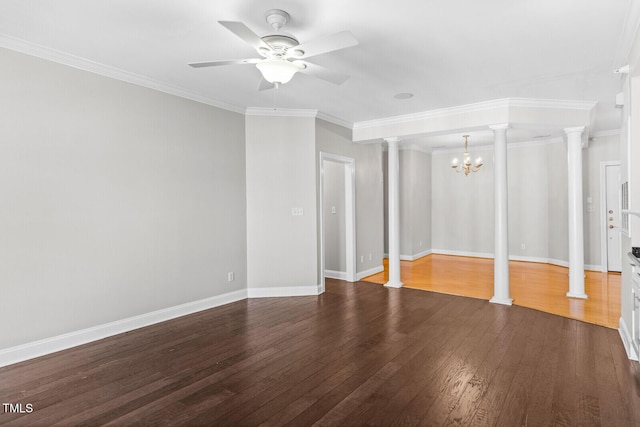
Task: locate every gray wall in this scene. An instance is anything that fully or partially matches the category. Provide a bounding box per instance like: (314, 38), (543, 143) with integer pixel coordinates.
(384, 149), (432, 258)
(0, 48), (247, 350)
(245, 115), (318, 289)
(432, 145), (495, 255)
(315, 119), (384, 275)
(323, 160), (346, 272)
(408, 150), (432, 256)
(508, 143), (549, 260)
(546, 141), (569, 263)
(430, 137), (618, 267)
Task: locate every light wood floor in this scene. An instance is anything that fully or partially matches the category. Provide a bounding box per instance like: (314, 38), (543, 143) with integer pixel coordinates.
(362, 254), (621, 329)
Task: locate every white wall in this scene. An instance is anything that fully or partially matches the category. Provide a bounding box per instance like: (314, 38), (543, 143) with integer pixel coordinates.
(245, 115), (318, 291)
(0, 48), (247, 350)
(620, 31), (640, 358)
(315, 119), (384, 277)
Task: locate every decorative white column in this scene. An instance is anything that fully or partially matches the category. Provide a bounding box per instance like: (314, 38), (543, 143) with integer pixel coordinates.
(490, 124), (512, 305)
(385, 137), (403, 288)
(566, 126), (588, 299)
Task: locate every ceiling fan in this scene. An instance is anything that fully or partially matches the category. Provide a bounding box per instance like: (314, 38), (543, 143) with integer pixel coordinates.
(189, 9), (358, 89)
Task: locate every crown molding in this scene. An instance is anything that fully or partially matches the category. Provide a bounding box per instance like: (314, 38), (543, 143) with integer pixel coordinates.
(431, 136), (563, 154)
(0, 34), (246, 115)
(245, 107), (318, 117)
(353, 99), (510, 131)
(507, 98), (597, 110)
(406, 144), (432, 155)
(316, 111), (354, 129)
(591, 129), (620, 138)
(352, 98), (598, 132)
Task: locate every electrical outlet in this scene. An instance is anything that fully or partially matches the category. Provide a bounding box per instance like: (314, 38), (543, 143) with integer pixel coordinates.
(369, 253), (372, 261)
(291, 207), (304, 216)
(360, 255), (364, 263)
(228, 272), (234, 282)
(521, 243), (526, 250)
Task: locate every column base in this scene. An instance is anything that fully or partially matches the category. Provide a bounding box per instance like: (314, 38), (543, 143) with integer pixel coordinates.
(489, 296), (513, 306)
(384, 281), (403, 289)
(566, 292), (588, 299)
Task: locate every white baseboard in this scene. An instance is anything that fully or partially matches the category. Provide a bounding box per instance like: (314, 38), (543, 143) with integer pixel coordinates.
(247, 286), (321, 298)
(324, 269), (348, 280)
(400, 249), (432, 261)
(619, 317), (638, 361)
(431, 249), (494, 259)
(383, 249), (432, 261)
(510, 255), (555, 264)
(356, 265), (384, 280)
(547, 258), (570, 268)
(432, 251), (602, 271)
(0, 289), (248, 369)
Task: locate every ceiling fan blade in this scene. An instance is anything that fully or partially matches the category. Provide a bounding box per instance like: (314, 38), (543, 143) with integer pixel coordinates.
(218, 21), (272, 51)
(297, 61), (350, 85)
(257, 77), (275, 91)
(290, 31), (358, 59)
(189, 58), (260, 68)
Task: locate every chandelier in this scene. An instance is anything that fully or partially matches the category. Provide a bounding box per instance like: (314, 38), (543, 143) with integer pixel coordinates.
(452, 135), (483, 176)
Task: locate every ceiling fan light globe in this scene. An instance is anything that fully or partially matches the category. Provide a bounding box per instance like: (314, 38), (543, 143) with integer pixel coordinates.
(256, 59), (300, 84)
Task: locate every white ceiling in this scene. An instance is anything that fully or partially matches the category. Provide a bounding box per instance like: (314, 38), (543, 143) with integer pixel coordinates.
(0, 0), (636, 150)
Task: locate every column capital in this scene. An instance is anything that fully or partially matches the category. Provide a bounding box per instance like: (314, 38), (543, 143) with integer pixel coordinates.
(384, 136), (401, 144)
(564, 126), (588, 148)
(489, 123), (510, 131)
(564, 126), (586, 135)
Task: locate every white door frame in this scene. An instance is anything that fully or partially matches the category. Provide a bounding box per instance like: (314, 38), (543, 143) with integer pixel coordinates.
(600, 160), (621, 272)
(319, 152), (356, 291)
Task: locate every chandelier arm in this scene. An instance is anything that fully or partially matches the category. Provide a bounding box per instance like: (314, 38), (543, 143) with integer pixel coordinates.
(452, 135), (481, 176)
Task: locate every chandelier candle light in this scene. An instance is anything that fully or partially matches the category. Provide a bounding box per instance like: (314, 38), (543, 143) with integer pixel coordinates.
(452, 135), (483, 176)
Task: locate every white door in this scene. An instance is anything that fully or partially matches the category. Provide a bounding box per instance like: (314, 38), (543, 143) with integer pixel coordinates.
(605, 164), (621, 272)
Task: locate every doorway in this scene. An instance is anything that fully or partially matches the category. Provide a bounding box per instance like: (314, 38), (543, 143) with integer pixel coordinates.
(601, 161), (621, 272)
(319, 153), (356, 291)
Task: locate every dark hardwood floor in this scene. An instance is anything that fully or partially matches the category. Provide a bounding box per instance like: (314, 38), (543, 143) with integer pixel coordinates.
(1, 279), (639, 426)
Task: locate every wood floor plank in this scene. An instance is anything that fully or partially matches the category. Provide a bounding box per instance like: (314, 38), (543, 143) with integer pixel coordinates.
(490, 309), (552, 426)
(245, 292), (446, 426)
(464, 308), (537, 426)
(286, 294), (476, 427)
(350, 296), (499, 426)
(1, 279), (639, 426)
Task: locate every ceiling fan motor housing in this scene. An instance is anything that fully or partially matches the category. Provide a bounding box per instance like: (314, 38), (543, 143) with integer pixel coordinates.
(260, 10), (304, 58)
(264, 9), (289, 31)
